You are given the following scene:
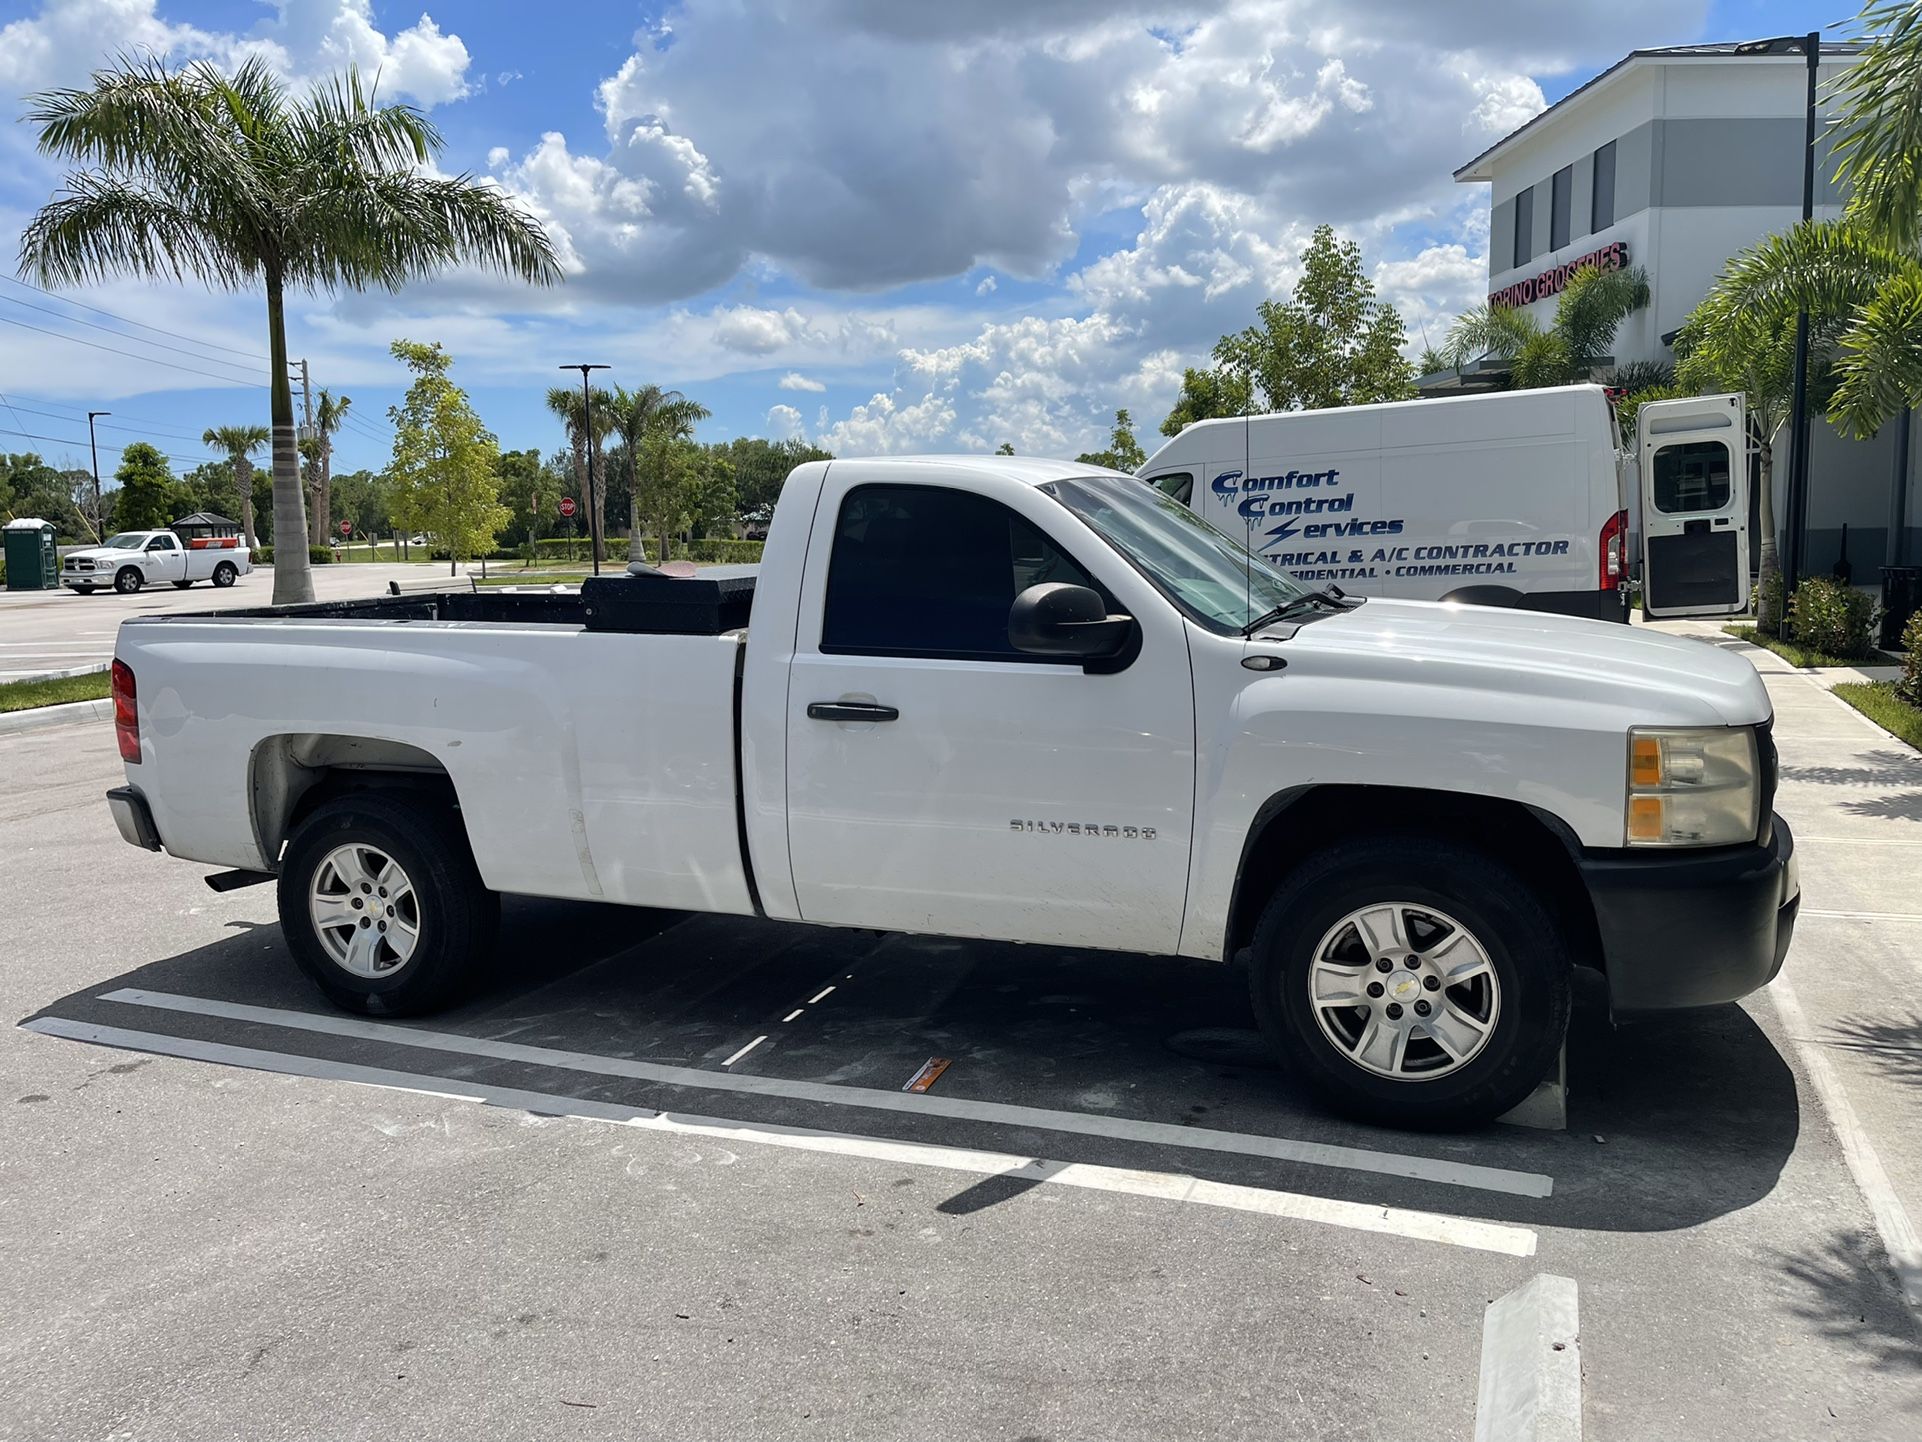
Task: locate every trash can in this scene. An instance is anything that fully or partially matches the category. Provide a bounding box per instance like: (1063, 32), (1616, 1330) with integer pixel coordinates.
(2, 517), (59, 591)
(1883, 565), (1922, 650)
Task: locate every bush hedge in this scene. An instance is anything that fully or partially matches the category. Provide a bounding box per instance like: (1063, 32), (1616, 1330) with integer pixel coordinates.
(308, 545), (334, 565)
(1787, 576), (1874, 660)
(1900, 609), (1922, 707)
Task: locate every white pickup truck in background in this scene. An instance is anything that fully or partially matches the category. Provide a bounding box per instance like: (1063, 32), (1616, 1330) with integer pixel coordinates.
(104, 455), (1798, 1128)
(62, 530), (252, 595)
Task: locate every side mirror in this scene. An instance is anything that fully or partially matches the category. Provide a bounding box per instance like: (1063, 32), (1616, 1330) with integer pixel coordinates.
(1009, 583), (1133, 659)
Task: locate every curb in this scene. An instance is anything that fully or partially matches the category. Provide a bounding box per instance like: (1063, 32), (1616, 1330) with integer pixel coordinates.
(4, 661), (110, 684)
(1475, 1274), (1581, 1442)
(0, 698), (114, 736)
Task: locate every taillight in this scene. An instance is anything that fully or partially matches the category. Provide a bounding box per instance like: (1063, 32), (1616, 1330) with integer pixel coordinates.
(111, 659), (140, 763)
(1599, 509), (1628, 591)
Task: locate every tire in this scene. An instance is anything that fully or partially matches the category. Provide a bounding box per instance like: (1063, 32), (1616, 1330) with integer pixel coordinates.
(172, 580), (194, 589)
(277, 792), (499, 1016)
(73, 586), (94, 595)
(212, 562), (237, 588)
(1247, 836), (1571, 1130)
(114, 567), (144, 595)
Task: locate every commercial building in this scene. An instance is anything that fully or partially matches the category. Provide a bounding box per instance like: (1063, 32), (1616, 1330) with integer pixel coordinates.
(1439, 38), (1917, 578)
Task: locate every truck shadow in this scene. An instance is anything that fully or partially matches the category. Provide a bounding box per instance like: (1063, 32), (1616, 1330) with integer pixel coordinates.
(23, 896), (1800, 1237)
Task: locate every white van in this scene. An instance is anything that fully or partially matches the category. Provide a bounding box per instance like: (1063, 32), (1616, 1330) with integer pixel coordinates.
(1139, 384), (1751, 622)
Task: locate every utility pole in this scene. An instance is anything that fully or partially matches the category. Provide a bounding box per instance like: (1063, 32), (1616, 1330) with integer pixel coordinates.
(86, 411), (109, 541)
(559, 364), (610, 576)
(1783, 31), (1820, 592)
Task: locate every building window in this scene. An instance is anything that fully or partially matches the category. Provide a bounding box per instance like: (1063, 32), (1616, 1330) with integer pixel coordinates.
(1550, 165), (1572, 250)
(1513, 185), (1534, 269)
(1591, 140), (1616, 232)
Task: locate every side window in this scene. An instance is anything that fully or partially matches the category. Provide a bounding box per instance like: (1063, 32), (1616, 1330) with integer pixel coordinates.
(1513, 185), (1534, 268)
(1550, 165), (1572, 250)
(146, 534), (177, 552)
(822, 484), (1098, 659)
(1651, 442), (1731, 514)
(1591, 140), (1616, 232)
(1150, 472), (1194, 506)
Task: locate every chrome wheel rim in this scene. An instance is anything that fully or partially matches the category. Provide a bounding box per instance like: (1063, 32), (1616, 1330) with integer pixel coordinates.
(1306, 901), (1500, 1082)
(309, 843), (420, 978)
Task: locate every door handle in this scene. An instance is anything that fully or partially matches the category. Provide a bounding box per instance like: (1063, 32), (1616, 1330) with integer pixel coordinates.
(807, 701), (900, 723)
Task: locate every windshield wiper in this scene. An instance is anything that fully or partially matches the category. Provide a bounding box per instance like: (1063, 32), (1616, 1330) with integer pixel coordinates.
(1241, 587), (1354, 636)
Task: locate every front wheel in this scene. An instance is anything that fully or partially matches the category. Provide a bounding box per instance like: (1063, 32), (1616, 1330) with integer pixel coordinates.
(72, 586), (95, 595)
(212, 562), (237, 588)
(278, 793), (499, 1015)
(114, 567), (144, 595)
(1248, 837), (1570, 1129)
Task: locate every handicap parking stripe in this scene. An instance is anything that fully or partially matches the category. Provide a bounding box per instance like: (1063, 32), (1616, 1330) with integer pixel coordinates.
(23, 1014), (1539, 1258)
(93, 986), (1554, 1199)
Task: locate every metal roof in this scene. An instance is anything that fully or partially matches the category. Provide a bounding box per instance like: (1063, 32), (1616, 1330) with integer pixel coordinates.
(1454, 37), (1866, 182)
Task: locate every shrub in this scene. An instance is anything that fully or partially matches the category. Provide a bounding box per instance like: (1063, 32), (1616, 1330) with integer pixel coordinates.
(254, 544), (272, 563)
(308, 545), (334, 565)
(684, 538), (764, 563)
(1899, 610), (1922, 707)
(1786, 576), (1874, 660)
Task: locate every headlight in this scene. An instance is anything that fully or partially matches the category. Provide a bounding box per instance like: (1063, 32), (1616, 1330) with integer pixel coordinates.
(1625, 726), (1758, 847)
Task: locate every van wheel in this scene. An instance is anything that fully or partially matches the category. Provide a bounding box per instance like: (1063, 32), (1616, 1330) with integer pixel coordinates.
(114, 567), (144, 595)
(1248, 836), (1570, 1130)
(212, 562), (237, 588)
(172, 580), (193, 589)
(278, 793), (499, 1016)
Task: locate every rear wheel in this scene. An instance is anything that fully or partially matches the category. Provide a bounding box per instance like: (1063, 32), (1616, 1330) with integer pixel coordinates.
(278, 793), (498, 1015)
(114, 567), (144, 595)
(212, 562), (238, 588)
(1248, 836), (1570, 1129)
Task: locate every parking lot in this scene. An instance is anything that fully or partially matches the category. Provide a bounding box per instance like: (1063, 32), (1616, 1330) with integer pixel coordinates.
(3, 623), (1920, 1439)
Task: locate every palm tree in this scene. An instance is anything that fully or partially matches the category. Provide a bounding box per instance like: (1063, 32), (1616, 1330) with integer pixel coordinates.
(313, 389), (351, 544)
(545, 385), (618, 562)
(1832, 0), (1922, 253)
(1445, 264), (1651, 388)
(19, 56), (559, 605)
(202, 423), (269, 548)
(607, 384), (712, 564)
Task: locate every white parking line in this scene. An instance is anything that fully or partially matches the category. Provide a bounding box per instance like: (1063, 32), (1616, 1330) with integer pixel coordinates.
(98, 987), (1554, 1198)
(22, 1016), (1539, 1257)
(721, 1034), (767, 1068)
(1799, 908), (1922, 924)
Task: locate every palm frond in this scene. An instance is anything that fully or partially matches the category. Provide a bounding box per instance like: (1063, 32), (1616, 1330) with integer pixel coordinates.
(18, 173), (249, 289)
(1705, 220), (1906, 324)
(1443, 304), (1538, 366)
(203, 424), (269, 456)
(1829, 0), (1922, 251)
(1553, 264), (1650, 373)
(1829, 269), (1922, 436)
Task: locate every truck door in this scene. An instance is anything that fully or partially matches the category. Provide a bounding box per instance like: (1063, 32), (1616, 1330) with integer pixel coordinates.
(143, 533), (186, 584)
(1637, 393), (1749, 618)
(783, 477), (1195, 955)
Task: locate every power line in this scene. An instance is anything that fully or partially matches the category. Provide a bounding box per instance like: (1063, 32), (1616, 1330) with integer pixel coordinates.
(0, 423), (215, 470)
(0, 274), (270, 362)
(0, 293), (267, 380)
(0, 313), (270, 390)
(0, 398), (210, 445)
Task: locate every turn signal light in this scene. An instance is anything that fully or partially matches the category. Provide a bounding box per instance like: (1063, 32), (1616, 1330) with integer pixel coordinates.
(110, 659), (140, 763)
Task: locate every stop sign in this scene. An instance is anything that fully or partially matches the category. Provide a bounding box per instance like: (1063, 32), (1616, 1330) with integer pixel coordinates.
(339, 520), (351, 536)
(558, 496), (578, 518)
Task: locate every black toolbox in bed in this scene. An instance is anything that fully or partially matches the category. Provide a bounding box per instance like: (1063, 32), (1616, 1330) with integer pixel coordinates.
(580, 568), (757, 635)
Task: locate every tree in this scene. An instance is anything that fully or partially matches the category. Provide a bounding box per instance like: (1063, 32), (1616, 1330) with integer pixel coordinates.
(545, 385), (617, 563)
(111, 441), (177, 530)
(607, 384), (712, 563)
(202, 425), (268, 546)
(20, 57), (559, 605)
(995, 441), (1015, 455)
(1075, 408), (1147, 472)
(2, 452), (93, 539)
(1213, 224), (1416, 411)
(330, 467), (392, 542)
(1444, 263), (1651, 388)
(1832, 0), (1922, 253)
(385, 340), (509, 573)
(312, 389), (351, 541)
(1160, 365), (1254, 436)
(712, 436), (832, 524)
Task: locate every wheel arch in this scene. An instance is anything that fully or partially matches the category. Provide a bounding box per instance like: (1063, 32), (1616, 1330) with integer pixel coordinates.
(1224, 784), (1602, 974)
(250, 733), (467, 869)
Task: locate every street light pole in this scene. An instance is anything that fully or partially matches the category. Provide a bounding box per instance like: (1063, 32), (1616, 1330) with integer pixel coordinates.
(559, 363), (610, 576)
(1783, 30), (1820, 592)
(86, 411), (109, 541)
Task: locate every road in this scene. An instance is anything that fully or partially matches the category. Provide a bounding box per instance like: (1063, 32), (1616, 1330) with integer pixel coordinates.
(0, 564), (440, 678)
(0, 643), (1919, 1437)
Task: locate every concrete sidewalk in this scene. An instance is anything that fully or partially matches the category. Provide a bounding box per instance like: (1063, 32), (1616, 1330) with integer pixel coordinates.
(1654, 620), (1922, 1316)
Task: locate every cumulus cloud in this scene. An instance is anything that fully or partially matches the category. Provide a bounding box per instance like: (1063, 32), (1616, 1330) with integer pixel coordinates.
(778, 372), (827, 392)
(765, 403), (807, 440)
(975, 275), (998, 295)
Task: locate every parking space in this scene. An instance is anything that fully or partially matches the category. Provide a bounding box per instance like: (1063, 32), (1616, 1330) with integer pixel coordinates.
(5, 719), (1921, 1438)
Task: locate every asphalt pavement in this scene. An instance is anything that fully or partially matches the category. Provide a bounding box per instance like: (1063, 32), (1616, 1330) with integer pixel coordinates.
(0, 563), (442, 678)
(3, 694), (1921, 1438)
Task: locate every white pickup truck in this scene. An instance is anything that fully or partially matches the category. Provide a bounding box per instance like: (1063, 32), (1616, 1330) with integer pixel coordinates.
(63, 530), (251, 595)
(104, 456), (1797, 1127)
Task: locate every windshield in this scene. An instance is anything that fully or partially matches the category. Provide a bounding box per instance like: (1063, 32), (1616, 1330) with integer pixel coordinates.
(101, 533), (146, 549)
(1042, 475), (1311, 633)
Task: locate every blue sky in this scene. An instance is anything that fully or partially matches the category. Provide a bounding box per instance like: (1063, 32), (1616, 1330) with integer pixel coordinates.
(0, 0), (1850, 484)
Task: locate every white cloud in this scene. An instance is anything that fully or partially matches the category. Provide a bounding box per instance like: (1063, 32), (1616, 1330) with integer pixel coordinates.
(765, 403), (806, 440)
(713, 306), (821, 355)
(778, 372), (827, 392)
(976, 275), (998, 295)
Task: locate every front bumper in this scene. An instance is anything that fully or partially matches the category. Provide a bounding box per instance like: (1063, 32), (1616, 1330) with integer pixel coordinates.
(60, 573), (100, 588)
(107, 786), (163, 853)
(1579, 815), (1798, 1015)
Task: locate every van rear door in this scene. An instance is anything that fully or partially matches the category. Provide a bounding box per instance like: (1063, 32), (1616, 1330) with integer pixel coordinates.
(1636, 393), (1749, 618)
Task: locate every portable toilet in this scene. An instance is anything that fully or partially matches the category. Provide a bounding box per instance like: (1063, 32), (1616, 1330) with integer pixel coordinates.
(3, 517), (58, 591)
